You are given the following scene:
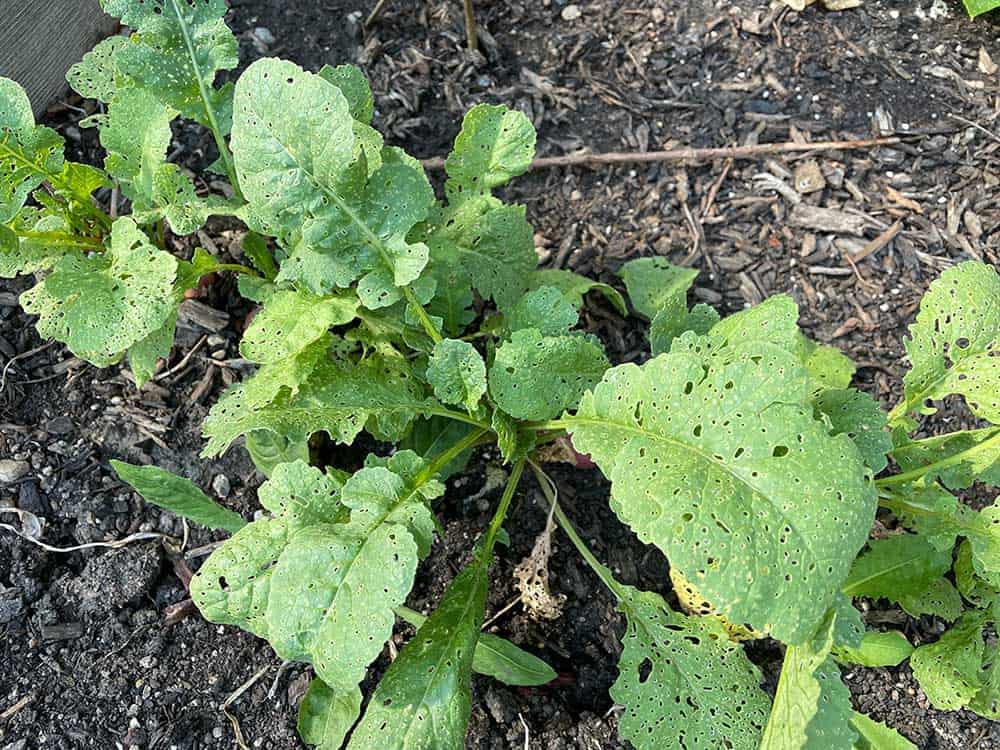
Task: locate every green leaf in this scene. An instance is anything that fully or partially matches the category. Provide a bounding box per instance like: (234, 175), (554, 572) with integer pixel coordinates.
(240, 290), (358, 364)
(101, 0), (238, 134)
(245, 430), (311, 478)
(21, 217), (178, 366)
(203, 356), (436, 456)
(67, 36), (128, 103)
(897, 261), (1000, 425)
(491, 408), (535, 464)
(760, 612), (858, 750)
(399, 417), (477, 481)
(0, 78), (65, 222)
(257, 460), (347, 529)
(490, 329), (609, 421)
(610, 584), (770, 750)
(963, 0), (1000, 18)
(100, 86), (173, 208)
(835, 631), (913, 668)
(241, 231), (278, 281)
(708, 295), (800, 351)
(850, 712), (917, 750)
(505, 286), (578, 336)
(798, 334), (856, 393)
(899, 577), (963, 620)
(891, 426), (1000, 490)
(832, 592), (864, 649)
(910, 611), (988, 711)
(618, 257), (698, 320)
(149, 162), (240, 235)
(422, 199), (537, 313)
(444, 104), (536, 201)
(955, 540), (999, 607)
(346, 538), (494, 750)
(842, 535), (953, 611)
(526, 268), (627, 316)
(111, 460), (245, 533)
(649, 296), (718, 356)
(395, 606), (557, 687)
(317, 64), (374, 124)
(297, 679), (362, 750)
(233, 59), (433, 308)
(568, 340), (876, 644)
(128, 310), (177, 386)
(426, 339), (487, 413)
(0, 214), (76, 278)
(815, 389), (892, 474)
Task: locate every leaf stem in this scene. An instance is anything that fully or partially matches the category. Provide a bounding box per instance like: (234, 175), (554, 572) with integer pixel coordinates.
(403, 285), (443, 345)
(166, 0), (242, 199)
(15, 230), (104, 250)
(426, 406), (492, 431)
(421, 427), (491, 483)
(214, 262), (259, 276)
(484, 458), (525, 550)
(876, 427), (1000, 488)
(527, 461), (622, 599)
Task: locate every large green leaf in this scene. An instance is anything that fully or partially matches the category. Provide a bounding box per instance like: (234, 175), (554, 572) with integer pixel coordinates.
(21, 218), (177, 366)
(111, 460), (246, 533)
(233, 58), (433, 308)
(100, 0), (237, 135)
(760, 612), (857, 749)
(203, 356), (436, 456)
(567, 337), (876, 644)
(489, 329), (609, 421)
(897, 261), (1000, 425)
(610, 584), (770, 750)
(0, 78), (65, 222)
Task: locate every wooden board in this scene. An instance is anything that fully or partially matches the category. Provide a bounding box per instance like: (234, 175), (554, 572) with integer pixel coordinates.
(0, 0), (117, 115)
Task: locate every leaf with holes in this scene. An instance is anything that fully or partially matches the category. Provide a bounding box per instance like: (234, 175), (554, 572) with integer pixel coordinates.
(567, 336), (876, 644)
(895, 261), (1000, 425)
(610, 584), (771, 750)
(505, 286), (578, 337)
(842, 535), (954, 614)
(426, 339), (487, 413)
(490, 329), (610, 421)
(240, 290), (358, 364)
(526, 268), (627, 316)
(67, 36), (128, 103)
(891, 427), (1000, 490)
(21, 218), (177, 366)
(910, 611), (991, 712)
(618, 257), (698, 320)
(814, 389), (892, 474)
(443, 103), (536, 202)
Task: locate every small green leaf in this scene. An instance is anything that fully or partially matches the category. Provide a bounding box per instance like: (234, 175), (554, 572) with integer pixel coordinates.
(910, 611), (988, 711)
(245, 430), (311, 478)
(491, 408), (535, 464)
(444, 104), (536, 200)
(835, 631), (914, 668)
(891, 426), (1000, 490)
(297, 678), (362, 750)
(850, 712), (917, 750)
(128, 310), (177, 387)
(67, 36), (127, 103)
(526, 268), (627, 316)
(963, 0), (1000, 19)
(611, 585), (770, 750)
(815, 389), (892, 474)
(426, 339), (487, 413)
(240, 290), (358, 364)
(505, 286), (578, 336)
(21, 217), (178, 366)
(489, 329), (609, 421)
(317, 64), (374, 124)
(798, 334), (856, 392)
(897, 261), (1000, 425)
(708, 295), (801, 351)
(842, 535), (953, 608)
(760, 612), (858, 750)
(618, 257), (697, 320)
(0, 78), (66, 222)
(111, 460), (245, 533)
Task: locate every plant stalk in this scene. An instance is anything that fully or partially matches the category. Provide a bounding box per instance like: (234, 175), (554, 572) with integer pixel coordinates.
(463, 0), (478, 51)
(484, 458), (524, 550)
(15, 230), (104, 250)
(876, 427), (1000, 488)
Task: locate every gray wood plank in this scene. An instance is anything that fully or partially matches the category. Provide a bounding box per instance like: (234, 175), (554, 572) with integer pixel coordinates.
(0, 0), (117, 115)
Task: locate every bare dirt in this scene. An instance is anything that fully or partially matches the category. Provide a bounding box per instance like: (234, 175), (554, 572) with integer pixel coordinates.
(2, 0), (1000, 748)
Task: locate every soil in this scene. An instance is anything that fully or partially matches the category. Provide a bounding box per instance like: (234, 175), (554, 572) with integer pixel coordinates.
(2, 0), (1000, 748)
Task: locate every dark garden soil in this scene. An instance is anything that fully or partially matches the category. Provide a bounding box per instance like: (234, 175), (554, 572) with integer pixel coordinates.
(2, 0), (1000, 748)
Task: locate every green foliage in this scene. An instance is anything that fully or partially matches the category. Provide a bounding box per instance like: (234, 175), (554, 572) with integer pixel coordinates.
(111, 460), (246, 533)
(963, 0), (1000, 17)
(9, 8), (1000, 747)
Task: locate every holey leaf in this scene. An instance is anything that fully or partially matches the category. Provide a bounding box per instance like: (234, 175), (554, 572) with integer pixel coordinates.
(567, 337), (876, 644)
(443, 103), (536, 202)
(240, 289), (358, 364)
(897, 261), (1000, 425)
(100, 0), (238, 133)
(202, 356), (435, 456)
(0, 78), (65, 222)
(426, 339), (487, 413)
(21, 218), (177, 366)
(610, 585), (770, 750)
(232, 58), (434, 307)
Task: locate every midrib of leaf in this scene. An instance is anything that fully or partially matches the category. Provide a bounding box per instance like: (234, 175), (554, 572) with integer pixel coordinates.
(167, 0), (240, 196)
(0, 138), (54, 181)
(542, 415), (816, 564)
(878, 427), (1000, 488)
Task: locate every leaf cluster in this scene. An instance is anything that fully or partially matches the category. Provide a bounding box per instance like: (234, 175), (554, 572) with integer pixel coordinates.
(5, 5), (998, 749)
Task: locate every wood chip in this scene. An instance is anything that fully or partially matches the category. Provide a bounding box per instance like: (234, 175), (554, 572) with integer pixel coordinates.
(789, 204), (866, 236)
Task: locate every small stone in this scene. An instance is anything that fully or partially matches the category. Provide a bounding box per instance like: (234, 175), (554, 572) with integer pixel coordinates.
(212, 474), (231, 498)
(794, 160), (826, 195)
(253, 27), (275, 45)
(0, 459), (29, 484)
(561, 4), (581, 20)
(44, 416), (74, 435)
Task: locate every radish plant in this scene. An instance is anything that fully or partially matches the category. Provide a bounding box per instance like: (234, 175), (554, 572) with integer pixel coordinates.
(2, 2), (999, 748)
